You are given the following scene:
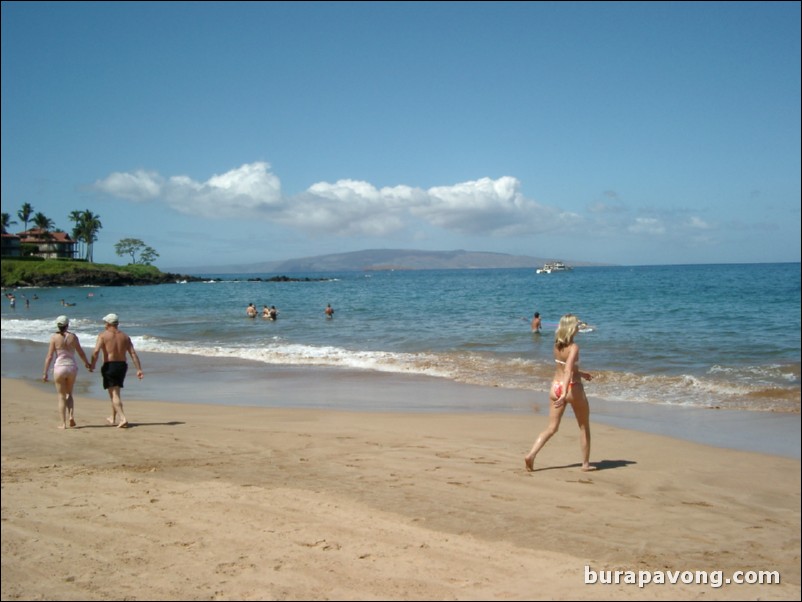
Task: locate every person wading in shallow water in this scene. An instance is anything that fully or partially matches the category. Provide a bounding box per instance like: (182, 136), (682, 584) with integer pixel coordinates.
(530, 311), (542, 333)
(90, 313), (143, 429)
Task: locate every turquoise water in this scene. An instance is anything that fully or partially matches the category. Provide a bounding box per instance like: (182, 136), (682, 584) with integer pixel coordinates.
(2, 263), (800, 412)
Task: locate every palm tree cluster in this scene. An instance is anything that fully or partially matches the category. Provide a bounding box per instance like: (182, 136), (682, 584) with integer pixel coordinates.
(68, 209), (103, 262)
(1, 202), (102, 262)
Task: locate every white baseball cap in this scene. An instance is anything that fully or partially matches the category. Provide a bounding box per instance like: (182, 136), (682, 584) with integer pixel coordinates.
(102, 313), (119, 324)
(56, 315), (69, 327)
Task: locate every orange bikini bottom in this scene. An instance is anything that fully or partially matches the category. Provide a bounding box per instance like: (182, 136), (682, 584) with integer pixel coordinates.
(552, 382), (576, 398)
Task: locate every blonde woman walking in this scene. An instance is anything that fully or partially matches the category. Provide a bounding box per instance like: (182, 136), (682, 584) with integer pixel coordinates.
(525, 313), (595, 472)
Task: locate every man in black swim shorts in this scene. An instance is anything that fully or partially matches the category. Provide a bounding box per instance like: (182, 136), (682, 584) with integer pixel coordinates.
(101, 361), (128, 390)
(90, 313), (144, 428)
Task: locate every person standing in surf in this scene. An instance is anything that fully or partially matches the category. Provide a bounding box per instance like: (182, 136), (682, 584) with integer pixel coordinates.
(524, 313), (595, 472)
(530, 311), (542, 333)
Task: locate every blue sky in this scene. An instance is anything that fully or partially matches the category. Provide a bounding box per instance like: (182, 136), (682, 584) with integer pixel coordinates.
(2, 1), (800, 269)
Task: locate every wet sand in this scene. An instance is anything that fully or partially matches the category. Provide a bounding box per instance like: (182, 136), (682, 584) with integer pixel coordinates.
(2, 372), (799, 600)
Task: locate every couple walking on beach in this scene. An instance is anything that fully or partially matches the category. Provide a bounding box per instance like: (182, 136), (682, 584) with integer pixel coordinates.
(43, 313), (143, 429)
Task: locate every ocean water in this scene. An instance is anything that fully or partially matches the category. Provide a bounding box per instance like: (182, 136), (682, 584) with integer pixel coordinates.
(2, 263), (800, 413)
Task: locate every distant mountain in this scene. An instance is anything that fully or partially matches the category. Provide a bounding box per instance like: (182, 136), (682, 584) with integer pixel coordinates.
(168, 249), (605, 275)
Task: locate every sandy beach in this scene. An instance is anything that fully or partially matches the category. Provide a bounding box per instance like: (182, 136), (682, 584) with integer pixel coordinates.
(2, 374), (799, 601)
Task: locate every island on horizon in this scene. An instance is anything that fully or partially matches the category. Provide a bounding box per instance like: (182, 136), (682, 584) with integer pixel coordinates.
(167, 248), (609, 275)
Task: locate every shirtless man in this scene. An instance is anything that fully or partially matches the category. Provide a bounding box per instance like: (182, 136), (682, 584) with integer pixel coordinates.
(90, 313), (143, 428)
(530, 311), (542, 334)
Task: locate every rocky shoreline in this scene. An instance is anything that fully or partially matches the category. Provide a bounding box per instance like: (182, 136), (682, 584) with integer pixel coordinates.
(3, 268), (333, 289)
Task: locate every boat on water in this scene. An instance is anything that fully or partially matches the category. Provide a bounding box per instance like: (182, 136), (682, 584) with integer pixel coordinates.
(536, 261), (572, 274)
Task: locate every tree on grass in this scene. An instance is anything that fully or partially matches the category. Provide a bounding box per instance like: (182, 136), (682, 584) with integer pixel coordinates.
(114, 238), (159, 265)
(1, 212), (17, 234)
(17, 203), (33, 232)
(32, 212), (55, 234)
(69, 209), (102, 262)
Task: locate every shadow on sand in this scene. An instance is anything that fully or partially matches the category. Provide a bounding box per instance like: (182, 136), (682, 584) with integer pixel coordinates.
(73, 421), (186, 429)
(530, 458), (636, 473)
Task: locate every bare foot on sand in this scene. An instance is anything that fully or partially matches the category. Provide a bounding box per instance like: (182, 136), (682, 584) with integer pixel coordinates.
(58, 424), (67, 430)
(69, 419), (76, 427)
(524, 456), (534, 472)
(581, 465), (597, 472)
(117, 422), (129, 429)
(106, 417), (116, 426)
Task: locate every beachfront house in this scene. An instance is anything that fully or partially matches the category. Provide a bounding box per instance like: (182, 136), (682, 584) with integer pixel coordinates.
(1, 233), (22, 257)
(14, 228), (78, 260)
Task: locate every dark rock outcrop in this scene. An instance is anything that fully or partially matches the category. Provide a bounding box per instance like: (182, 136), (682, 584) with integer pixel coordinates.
(7, 270), (203, 288)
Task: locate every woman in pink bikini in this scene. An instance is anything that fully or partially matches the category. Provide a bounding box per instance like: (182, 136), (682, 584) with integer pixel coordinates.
(524, 313), (595, 472)
(43, 315), (92, 429)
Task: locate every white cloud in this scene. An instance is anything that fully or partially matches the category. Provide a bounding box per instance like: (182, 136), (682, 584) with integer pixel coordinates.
(93, 163), (560, 238)
(687, 216), (711, 229)
(93, 169), (163, 201)
(588, 200), (626, 214)
(93, 162), (282, 218)
(282, 180), (424, 237)
(628, 217), (665, 235)
(416, 176), (541, 234)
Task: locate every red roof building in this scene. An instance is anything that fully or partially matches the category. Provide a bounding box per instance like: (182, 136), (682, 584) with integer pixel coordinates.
(16, 229), (77, 259)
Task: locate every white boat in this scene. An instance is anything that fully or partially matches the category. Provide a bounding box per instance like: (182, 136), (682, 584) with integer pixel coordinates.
(536, 261), (572, 274)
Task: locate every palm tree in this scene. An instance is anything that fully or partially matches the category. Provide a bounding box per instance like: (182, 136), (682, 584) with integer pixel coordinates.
(68, 210), (86, 260)
(17, 202), (34, 232)
(1, 212), (17, 234)
(32, 212), (55, 232)
(78, 210), (102, 262)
